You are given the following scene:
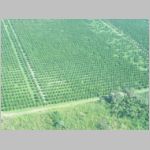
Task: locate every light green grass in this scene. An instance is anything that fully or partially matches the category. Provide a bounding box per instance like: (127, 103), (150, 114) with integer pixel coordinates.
(0, 101), (133, 130)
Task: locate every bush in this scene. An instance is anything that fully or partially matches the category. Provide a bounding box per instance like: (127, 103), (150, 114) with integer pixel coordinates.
(110, 95), (148, 128)
(103, 89), (149, 129)
(96, 117), (110, 130)
(50, 111), (66, 129)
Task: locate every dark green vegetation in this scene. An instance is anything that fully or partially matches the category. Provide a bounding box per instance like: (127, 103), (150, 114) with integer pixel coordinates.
(1, 19), (149, 130)
(108, 19), (149, 50)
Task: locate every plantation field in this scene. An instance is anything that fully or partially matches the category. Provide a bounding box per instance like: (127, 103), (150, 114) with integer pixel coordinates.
(1, 19), (149, 112)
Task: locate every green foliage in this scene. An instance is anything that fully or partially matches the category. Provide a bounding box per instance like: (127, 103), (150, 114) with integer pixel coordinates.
(104, 90), (149, 129)
(96, 117), (110, 130)
(111, 96), (147, 118)
(50, 111), (66, 129)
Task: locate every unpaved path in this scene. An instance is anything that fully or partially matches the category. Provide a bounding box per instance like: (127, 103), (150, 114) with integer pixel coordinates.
(2, 97), (99, 118)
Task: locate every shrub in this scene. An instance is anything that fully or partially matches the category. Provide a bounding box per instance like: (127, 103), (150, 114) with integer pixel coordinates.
(50, 111), (66, 129)
(96, 117), (110, 130)
(109, 95), (149, 128)
(102, 89), (149, 129)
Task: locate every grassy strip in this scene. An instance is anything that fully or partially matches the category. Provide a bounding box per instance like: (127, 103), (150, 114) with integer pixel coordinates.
(0, 101), (135, 130)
